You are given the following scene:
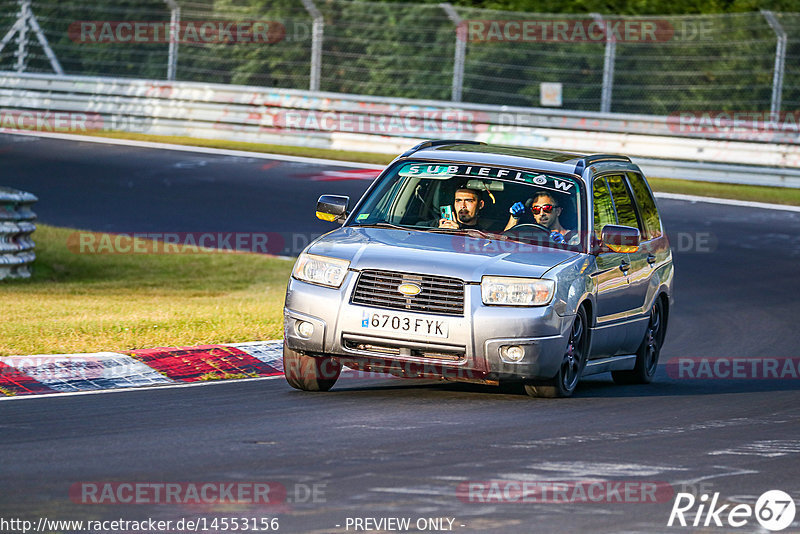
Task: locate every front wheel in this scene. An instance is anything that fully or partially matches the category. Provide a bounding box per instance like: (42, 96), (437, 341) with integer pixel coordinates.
(525, 307), (588, 398)
(283, 345), (341, 391)
(612, 298), (665, 385)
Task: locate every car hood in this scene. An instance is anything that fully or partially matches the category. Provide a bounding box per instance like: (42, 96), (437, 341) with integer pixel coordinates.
(306, 226), (579, 282)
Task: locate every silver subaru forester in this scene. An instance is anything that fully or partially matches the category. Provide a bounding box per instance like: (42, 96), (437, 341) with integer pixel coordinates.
(283, 141), (673, 397)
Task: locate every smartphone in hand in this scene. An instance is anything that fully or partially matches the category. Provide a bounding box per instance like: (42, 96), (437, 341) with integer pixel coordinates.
(440, 205), (454, 221)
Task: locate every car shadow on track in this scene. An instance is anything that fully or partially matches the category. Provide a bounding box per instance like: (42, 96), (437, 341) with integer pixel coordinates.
(574, 375), (800, 398)
(311, 365), (799, 399)
(327, 379), (523, 398)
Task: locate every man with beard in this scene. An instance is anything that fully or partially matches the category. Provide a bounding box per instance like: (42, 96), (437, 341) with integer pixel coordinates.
(438, 184), (494, 230)
(504, 191), (578, 244)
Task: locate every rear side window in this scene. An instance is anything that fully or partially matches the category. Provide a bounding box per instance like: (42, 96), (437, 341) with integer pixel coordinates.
(627, 172), (662, 240)
(593, 177), (616, 239)
(605, 174), (642, 232)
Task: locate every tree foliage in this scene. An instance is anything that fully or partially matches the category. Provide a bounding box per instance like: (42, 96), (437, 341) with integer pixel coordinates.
(0, 0), (796, 114)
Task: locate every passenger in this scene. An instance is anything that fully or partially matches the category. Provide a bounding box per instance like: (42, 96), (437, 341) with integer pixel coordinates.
(438, 184), (494, 231)
(504, 192), (577, 244)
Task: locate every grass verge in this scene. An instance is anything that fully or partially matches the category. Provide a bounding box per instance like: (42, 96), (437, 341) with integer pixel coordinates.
(79, 131), (800, 206)
(647, 177), (800, 206)
(0, 225), (293, 356)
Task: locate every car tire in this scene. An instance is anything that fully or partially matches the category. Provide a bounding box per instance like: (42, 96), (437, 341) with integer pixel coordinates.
(525, 307), (588, 398)
(283, 345), (341, 392)
(612, 297), (666, 385)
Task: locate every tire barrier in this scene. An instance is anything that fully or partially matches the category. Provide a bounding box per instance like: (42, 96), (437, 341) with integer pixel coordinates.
(0, 186), (37, 280)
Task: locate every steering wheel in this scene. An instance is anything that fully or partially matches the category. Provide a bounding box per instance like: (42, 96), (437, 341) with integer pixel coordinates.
(502, 223), (550, 235)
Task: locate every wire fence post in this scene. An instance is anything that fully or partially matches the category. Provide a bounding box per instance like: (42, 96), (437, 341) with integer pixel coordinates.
(440, 3), (465, 103)
(592, 13), (615, 113)
(15, 0), (28, 72)
(301, 0), (323, 91)
(26, 3), (63, 74)
(761, 10), (786, 121)
(0, 0), (63, 74)
(165, 0), (180, 81)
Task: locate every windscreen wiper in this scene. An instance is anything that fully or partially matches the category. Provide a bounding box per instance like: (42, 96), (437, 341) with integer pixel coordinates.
(352, 222), (413, 231)
(424, 227), (508, 241)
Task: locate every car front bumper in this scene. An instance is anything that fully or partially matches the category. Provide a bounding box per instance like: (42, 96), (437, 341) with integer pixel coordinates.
(283, 273), (572, 382)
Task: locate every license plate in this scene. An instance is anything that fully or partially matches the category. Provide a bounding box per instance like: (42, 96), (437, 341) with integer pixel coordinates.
(361, 312), (448, 338)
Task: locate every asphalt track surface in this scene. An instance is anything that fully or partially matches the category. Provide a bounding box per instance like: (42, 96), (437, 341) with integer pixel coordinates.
(2, 134), (800, 533)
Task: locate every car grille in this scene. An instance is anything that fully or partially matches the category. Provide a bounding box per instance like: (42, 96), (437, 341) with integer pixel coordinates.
(351, 269), (465, 316)
(342, 337), (466, 362)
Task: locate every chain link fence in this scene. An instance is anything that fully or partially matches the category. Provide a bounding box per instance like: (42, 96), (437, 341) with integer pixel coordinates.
(0, 0), (798, 116)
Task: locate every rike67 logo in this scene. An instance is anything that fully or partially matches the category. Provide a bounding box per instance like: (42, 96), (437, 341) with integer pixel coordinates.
(668, 490), (796, 531)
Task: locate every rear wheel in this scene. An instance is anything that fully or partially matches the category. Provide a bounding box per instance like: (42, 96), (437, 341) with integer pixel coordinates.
(612, 298), (665, 385)
(283, 345), (341, 391)
(525, 307), (588, 398)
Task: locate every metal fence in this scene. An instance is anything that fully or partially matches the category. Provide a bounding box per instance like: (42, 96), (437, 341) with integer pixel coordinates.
(0, 0), (798, 116)
(0, 186), (36, 279)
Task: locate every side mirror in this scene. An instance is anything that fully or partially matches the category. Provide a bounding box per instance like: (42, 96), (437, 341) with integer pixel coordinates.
(316, 195), (349, 224)
(601, 225), (640, 253)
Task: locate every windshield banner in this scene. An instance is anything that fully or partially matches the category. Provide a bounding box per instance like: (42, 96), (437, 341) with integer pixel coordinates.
(398, 163), (575, 192)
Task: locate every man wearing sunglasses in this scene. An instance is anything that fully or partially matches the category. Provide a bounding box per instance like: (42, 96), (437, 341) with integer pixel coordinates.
(504, 192), (576, 244)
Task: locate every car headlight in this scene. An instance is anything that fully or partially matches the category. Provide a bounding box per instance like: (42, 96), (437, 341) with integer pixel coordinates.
(481, 276), (555, 306)
(292, 253), (350, 288)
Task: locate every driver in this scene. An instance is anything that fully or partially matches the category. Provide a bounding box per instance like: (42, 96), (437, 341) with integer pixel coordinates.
(504, 191), (577, 244)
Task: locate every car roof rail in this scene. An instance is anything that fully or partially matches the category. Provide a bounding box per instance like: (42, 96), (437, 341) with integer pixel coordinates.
(584, 154), (632, 165)
(574, 154), (632, 176)
(400, 139), (485, 158)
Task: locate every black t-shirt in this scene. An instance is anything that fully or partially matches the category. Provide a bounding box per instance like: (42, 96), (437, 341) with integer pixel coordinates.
(457, 218), (497, 231)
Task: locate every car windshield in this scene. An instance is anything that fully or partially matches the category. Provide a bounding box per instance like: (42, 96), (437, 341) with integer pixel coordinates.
(349, 161), (584, 250)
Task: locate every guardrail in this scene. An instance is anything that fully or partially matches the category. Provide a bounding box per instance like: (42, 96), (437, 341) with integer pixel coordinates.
(1, 72), (799, 187)
(0, 187), (37, 280)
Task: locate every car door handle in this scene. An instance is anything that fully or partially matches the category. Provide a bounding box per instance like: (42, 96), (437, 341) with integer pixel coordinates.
(619, 260), (630, 273)
(647, 254), (656, 265)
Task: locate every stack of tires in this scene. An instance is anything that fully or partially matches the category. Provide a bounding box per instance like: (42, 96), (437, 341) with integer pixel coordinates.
(0, 187), (37, 280)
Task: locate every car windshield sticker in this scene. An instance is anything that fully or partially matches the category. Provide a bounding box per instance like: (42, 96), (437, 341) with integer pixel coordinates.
(398, 163), (574, 192)
(356, 213), (369, 221)
(398, 163), (459, 179)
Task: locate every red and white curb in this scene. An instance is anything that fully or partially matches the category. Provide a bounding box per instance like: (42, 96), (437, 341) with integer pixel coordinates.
(0, 341), (283, 397)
